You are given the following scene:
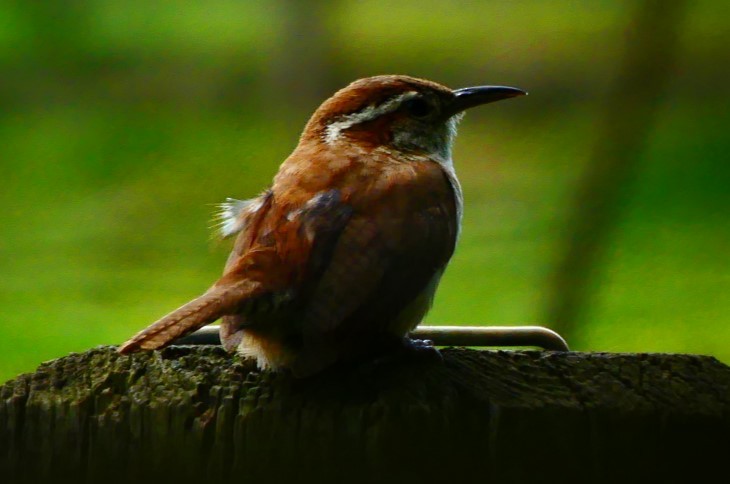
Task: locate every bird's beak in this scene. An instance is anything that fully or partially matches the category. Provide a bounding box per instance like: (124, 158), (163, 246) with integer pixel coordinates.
(445, 85), (527, 118)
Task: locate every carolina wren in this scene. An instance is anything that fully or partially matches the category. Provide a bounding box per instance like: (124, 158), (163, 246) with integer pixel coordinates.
(119, 75), (526, 376)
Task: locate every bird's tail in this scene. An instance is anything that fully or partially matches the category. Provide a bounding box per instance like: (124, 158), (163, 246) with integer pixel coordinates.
(118, 279), (263, 354)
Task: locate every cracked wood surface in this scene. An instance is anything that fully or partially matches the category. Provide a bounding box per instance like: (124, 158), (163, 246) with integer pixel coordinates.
(1, 346), (729, 483)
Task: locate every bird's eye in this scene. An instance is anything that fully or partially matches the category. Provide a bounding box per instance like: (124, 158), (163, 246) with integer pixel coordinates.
(403, 98), (433, 118)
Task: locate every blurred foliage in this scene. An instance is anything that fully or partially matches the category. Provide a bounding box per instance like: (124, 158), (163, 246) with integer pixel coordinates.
(0, 0), (728, 381)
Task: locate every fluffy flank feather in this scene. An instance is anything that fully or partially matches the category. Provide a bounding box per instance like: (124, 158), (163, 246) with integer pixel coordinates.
(211, 197), (263, 239)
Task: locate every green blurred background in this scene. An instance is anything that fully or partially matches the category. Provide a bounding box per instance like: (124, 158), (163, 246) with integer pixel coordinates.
(1, 0), (728, 382)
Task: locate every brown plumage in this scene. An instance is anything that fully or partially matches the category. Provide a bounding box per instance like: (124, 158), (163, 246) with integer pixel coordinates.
(119, 75), (525, 376)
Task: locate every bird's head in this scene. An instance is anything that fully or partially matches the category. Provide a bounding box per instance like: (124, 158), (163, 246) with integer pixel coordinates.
(301, 75), (525, 166)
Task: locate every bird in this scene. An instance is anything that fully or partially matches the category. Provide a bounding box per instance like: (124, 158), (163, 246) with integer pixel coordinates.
(118, 75), (526, 376)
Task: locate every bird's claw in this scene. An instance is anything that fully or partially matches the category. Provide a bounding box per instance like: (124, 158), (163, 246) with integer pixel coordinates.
(401, 337), (442, 362)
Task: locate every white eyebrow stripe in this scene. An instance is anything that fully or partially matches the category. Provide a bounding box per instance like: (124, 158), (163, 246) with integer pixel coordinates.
(324, 91), (419, 144)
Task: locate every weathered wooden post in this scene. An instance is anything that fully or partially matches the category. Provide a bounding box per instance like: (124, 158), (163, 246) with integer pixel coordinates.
(1, 344), (728, 483)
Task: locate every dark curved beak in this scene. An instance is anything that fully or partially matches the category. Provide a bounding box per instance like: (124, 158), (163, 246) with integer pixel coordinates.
(445, 85), (527, 118)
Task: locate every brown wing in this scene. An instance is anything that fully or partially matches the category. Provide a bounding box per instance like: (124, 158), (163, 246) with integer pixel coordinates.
(301, 197), (457, 332)
(219, 190), (354, 351)
(292, 163), (459, 373)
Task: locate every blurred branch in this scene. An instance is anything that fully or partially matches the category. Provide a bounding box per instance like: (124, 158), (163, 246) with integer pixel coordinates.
(263, 0), (342, 114)
(544, 0), (688, 338)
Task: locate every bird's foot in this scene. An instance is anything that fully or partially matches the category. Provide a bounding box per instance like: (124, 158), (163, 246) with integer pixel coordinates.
(400, 337), (443, 362)
(354, 337), (442, 376)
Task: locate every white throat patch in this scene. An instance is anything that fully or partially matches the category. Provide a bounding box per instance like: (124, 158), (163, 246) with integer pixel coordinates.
(324, 91), (418, 144)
